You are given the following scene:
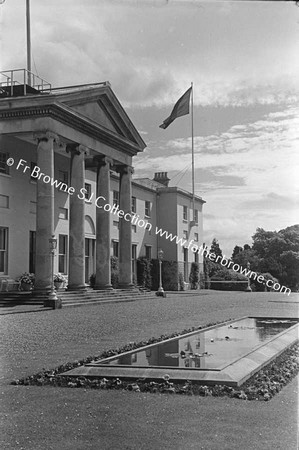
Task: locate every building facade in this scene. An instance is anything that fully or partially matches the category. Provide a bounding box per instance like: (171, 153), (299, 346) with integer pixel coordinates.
(0, 78), (205, 293)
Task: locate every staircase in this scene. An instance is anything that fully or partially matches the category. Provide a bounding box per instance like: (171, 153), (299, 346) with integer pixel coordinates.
(0, 287), (155, 308)
(0, 291), (43, 307)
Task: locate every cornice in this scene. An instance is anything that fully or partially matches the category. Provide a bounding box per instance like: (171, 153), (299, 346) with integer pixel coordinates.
(157, 186), (206, 204)
(0, 102), (143, 156)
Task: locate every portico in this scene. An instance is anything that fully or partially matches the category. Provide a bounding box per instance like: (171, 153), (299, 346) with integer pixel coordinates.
(0, 80), (146, 304)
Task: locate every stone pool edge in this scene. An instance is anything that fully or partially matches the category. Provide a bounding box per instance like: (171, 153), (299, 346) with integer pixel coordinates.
(61, 318), (299, 387)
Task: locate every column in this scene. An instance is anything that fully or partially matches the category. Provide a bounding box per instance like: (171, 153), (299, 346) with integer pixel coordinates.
(67, 144), (88, 290)
(94, 156), (113, 290)
(118, 165), (134, 289)
(34, 131), (57, 292)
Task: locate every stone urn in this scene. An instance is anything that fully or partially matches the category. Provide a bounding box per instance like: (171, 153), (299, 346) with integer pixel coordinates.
(54, 281), (63, 290)
(21, 282), (32, 291)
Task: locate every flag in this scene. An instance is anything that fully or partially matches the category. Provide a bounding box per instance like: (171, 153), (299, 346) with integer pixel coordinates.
(159, 86), (192, 129)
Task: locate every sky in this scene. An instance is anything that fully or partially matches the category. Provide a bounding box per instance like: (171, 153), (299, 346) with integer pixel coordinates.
(1, 0), (298, 256)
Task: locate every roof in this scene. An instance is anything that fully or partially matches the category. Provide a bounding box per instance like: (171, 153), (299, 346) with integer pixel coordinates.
(0, 80), (146, 157)
(132, 177), (166, 190)
(132, 177), (205, 203)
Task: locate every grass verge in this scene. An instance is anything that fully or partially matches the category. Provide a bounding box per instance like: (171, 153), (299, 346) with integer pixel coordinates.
(11, 320), (298, 401)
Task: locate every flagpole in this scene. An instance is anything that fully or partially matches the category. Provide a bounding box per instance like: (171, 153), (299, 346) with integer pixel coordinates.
(191, 81), (195, 220)
(26, 0), (32, 86)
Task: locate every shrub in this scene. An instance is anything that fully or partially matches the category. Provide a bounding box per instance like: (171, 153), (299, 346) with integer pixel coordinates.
(53, 273), (66, 283)
(199, 272), (206, 289)
(209, 280), (248, 291)
(89, 273), (95, 287)
(89, 257), (120, 288)
(137, 257), (152, 289)
(18, 272), (35, 285)
(251, 272), (279, 292)
(178, 272), (184, 291)
(151, 260), (179, 291)
(189, 262), (199, 289)
(111, 256), (119, 288)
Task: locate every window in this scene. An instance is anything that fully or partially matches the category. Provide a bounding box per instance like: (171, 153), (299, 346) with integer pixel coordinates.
(132, 244), (137, 260)
(183, 230), (188, 240)
(0, 227), (8, 274)
(113, 190), (119, 206)
(194, 233), (199, 242)
(132, 225), (137, 233)
(30, 201), (37, 214)
(112, 240), (119, 258)
(58, 207), (68, 220)
(113, 221), (119, 229)
(58, 170), (68, 184)
(145, 201), (151, 217)
(0, 195), (9, 208)
(145, 245), (152, 260)
(84, 183), (92, 200)
(0, 152), (9, 175)
(194, 209), (199, 224)
(29, 231), (36, 274)
(131, 196), (137, 213)
(183, 206), (188, 221)
(58, 235), (68, 274)
(30, 162), (37, 181)
(194, 252), (199, 263)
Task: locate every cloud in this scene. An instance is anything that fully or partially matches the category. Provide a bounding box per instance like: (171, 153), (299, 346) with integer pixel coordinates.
(241, 193), (298, 211)
(133, 105), (299, 255)
(1, 0), (298, 108)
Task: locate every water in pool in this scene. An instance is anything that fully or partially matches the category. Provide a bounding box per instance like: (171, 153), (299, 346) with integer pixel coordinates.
(98, 318), (298, 370)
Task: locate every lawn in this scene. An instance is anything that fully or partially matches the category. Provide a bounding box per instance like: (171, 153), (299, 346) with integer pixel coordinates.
(0, 290), (298, 449)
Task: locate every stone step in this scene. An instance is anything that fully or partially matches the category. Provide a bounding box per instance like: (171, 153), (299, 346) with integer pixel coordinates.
(62, 295), (155, 308)
(0, 288), (155, 307)
(62, 293), (154, 303)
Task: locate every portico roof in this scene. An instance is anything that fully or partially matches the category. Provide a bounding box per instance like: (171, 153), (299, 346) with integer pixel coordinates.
(0, 81), (146, 160)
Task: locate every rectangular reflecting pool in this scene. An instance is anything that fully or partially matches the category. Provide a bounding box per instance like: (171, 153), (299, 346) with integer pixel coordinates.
(98, 318), (297, 371)
(62, 317), (299, 387)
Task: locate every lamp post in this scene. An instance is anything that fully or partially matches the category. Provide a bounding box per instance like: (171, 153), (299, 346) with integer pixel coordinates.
(48, 235), (58, 301)
(245, 261), (252, 292)
(156, 249), (166, 297)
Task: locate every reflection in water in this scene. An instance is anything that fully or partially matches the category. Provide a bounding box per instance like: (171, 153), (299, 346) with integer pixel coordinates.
(99, 318), (298, 370)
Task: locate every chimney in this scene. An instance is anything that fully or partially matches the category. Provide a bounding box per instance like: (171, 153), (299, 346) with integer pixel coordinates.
(153, 172), (170, 187)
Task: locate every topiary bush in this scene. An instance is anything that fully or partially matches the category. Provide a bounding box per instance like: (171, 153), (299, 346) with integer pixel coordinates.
(151, 260), (179, 291)
(111, 256), (119, 288)
(178, 272), (184, 291)
(137, 257), (152, 290)
(189, 262), (200, 289)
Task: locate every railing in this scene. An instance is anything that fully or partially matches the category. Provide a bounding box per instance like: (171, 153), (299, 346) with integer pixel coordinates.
(0, 69), (51, 96)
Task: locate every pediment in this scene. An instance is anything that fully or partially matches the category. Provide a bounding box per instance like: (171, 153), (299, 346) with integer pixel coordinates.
(68, 100), (119, 134)
(55, 85), (146, 150)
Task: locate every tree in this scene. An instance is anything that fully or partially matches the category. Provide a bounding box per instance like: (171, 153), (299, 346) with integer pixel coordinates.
(251, 224), (299, 290)
(231, 245), (243, 260)
(232, 248), (260, 273)
(203, 240), (224, 280)
(280, 251), (299, 290)
(210, 238), (222, 258)
(252, 228), (277, 258)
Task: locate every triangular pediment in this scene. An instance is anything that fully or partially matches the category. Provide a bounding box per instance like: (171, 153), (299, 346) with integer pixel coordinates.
(54, 85), (146, 150)
(70, 100), (119, 133)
